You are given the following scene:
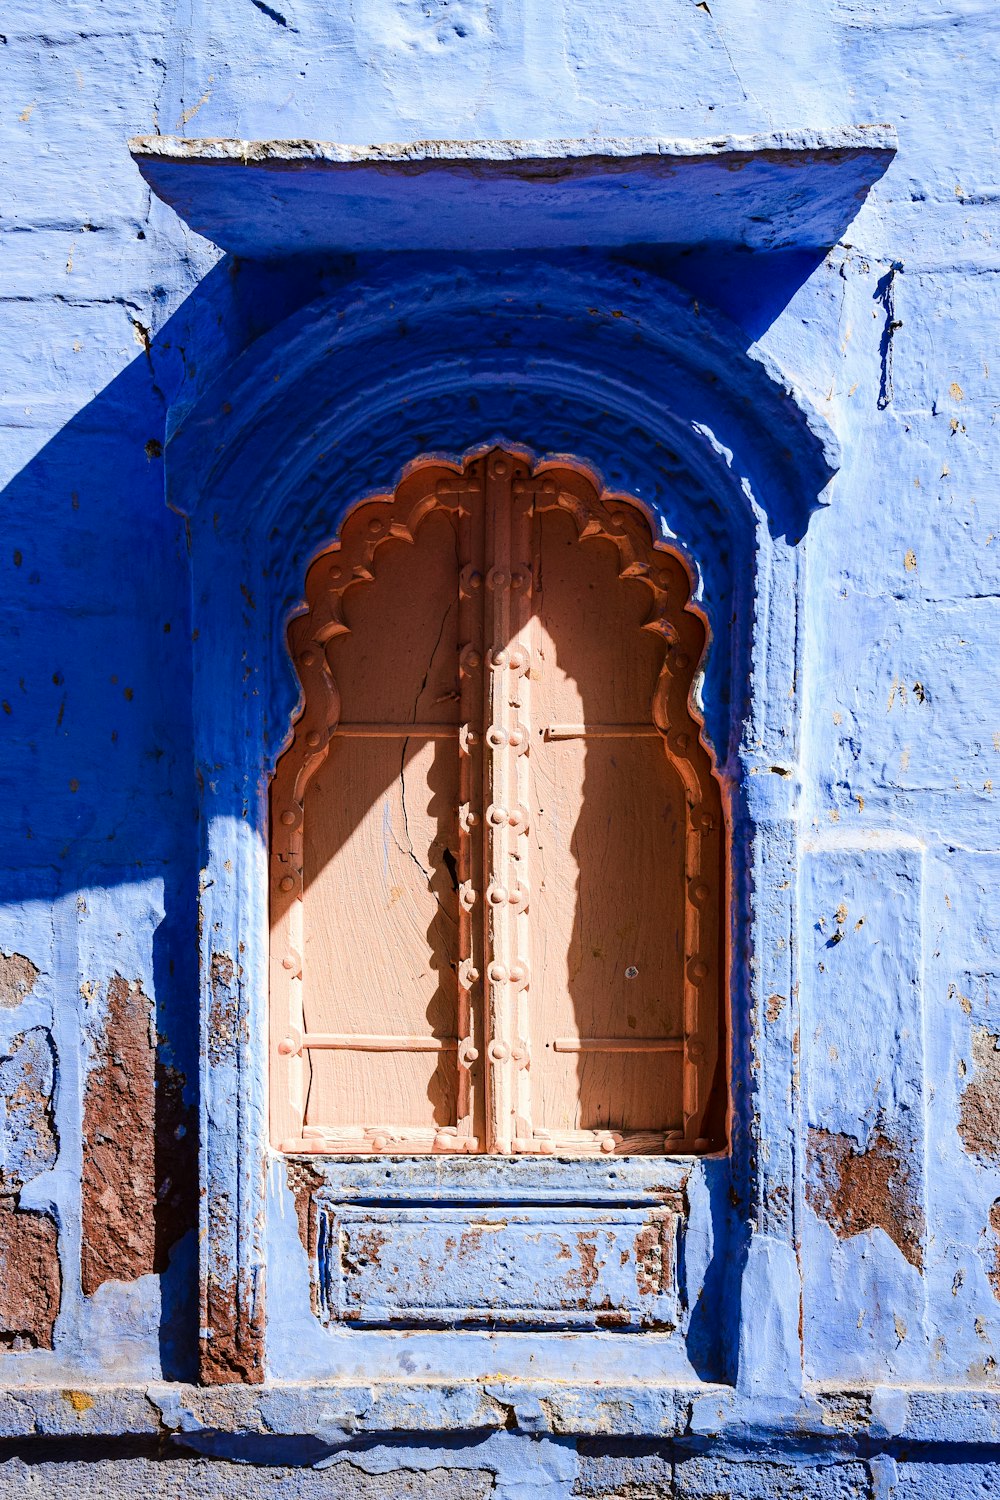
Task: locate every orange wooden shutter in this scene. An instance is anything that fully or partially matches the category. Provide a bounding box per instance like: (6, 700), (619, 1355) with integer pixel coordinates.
(271, 450), (724, 1155)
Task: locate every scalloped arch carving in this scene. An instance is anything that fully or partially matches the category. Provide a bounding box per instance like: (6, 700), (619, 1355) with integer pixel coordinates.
(270, 448), (725, 1157)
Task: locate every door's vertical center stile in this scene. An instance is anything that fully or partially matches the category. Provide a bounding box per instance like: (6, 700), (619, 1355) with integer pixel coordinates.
(453, 463), (487, 1150)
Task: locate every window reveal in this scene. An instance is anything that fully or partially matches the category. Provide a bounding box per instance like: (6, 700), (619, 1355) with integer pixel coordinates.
(271, 450), (725, 1156)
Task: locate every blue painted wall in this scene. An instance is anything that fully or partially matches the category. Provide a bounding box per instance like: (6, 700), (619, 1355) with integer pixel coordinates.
(1, 0), (999, 1492)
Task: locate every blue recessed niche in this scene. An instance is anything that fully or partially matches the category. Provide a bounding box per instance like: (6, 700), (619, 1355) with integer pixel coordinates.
(139, 131), (895, 1389)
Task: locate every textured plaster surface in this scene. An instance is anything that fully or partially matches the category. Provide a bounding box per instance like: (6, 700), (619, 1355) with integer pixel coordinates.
(1, 0), (999, 1486)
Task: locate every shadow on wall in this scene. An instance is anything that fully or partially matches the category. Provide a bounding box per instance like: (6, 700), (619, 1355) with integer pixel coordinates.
(0, 241), (824, 1380)
(0, 252), (360, 1378)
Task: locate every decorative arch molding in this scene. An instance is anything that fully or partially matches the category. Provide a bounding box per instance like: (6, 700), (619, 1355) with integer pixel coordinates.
(171, 257), (831, 1387)
(169, 258), (836, 766)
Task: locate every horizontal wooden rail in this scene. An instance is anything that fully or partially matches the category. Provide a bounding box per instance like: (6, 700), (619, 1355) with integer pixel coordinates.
(543, 723), (660, 740)
(552, 1036), (684, 1053)
(283, 1033), (459, 1054)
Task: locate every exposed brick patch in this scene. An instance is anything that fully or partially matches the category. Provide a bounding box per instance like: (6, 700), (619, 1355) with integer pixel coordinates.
(958, 1028), (1000, 1164)
(0, 1022), (61, 1348)
(806, 1127), (925, 1270)
(201, 952), (264, 1383)
(81, 975), (196, 1295)
(287, 1160), (323, 1261)
(208, 952), (238, 1066)
(0, 1197), (60, 1349)
(201, 1269), (266, 1385)
(0, 953), (40, 1008)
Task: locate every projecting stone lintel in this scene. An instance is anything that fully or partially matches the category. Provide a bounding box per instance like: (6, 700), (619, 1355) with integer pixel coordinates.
(130, 127), (896, 259)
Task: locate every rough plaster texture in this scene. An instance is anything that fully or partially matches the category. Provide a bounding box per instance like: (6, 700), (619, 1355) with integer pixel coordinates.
(1, 0), (999, 1490)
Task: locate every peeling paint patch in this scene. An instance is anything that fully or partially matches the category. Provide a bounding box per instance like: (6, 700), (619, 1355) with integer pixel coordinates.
(0, 1023), (61, 1347)
(287, 1159), (324, 1315)
(0, 1027), (58, 1191)
(61, 1389), (95, 1412)
(806, 1127), (924, 1270)
(0, 953), (40, 1008)
(201, 952), (264, 1384)
(958, 1027), (1000, 1164)
(201, 1269), (266, 1385)
(208, 952), (238, 1065)
(986, 1200), (1000, 1303)
(81, 976), (196, 1295)
(0, 1196), (60, 1348)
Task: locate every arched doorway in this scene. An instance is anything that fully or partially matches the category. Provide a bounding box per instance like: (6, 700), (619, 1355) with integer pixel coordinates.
(271, 449), (725, 1157)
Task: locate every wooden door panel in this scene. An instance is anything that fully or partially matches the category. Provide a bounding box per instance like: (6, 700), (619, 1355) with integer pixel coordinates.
(271, 450), (726, 1155)
(528, 505), (689, 1144)
(532, 509), (666, 723)
(537, 1052), (686, 1136)
(531, 738), (688, 1135)
(328, 508), (460, 725)
(302, 739), (459, 1131)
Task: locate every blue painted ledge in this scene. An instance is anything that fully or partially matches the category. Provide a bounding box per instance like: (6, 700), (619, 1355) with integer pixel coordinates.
(4, 1383), (1000, 1453)
(129, 128), (896, 258)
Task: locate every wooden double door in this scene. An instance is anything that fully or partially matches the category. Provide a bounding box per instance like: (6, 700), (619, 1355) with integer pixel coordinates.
(271, 450), (724, 1156)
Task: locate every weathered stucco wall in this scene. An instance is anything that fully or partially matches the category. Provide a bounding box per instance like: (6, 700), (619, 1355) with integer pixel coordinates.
(1, 0), (999, 1492)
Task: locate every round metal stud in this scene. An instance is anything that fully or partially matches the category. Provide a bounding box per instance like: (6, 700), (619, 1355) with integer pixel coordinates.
(367, 519), (384, 536)
(280, 809), (296, 827)
(487, 804), (508, 827)
(300, 650), (315, 668)
(279, 875), (295, 893)
(488, 1040), (510, 1063)
(693, 881), (710, 901)
(487, 884), (508, 907)
(306, 731), (321, 748)
(371, 1134), (388, 1152)
(487, 726), (508, 749)
(692, 960), (709, 979)
(487, 962), (508, 984)
(600, 1136), (616, 1154)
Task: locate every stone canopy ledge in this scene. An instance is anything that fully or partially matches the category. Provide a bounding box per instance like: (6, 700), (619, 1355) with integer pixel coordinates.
(129, 127), (896, 258)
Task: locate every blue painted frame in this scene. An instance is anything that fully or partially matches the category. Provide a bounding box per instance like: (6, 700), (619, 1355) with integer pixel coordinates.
(168, 255), (836, 1388)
